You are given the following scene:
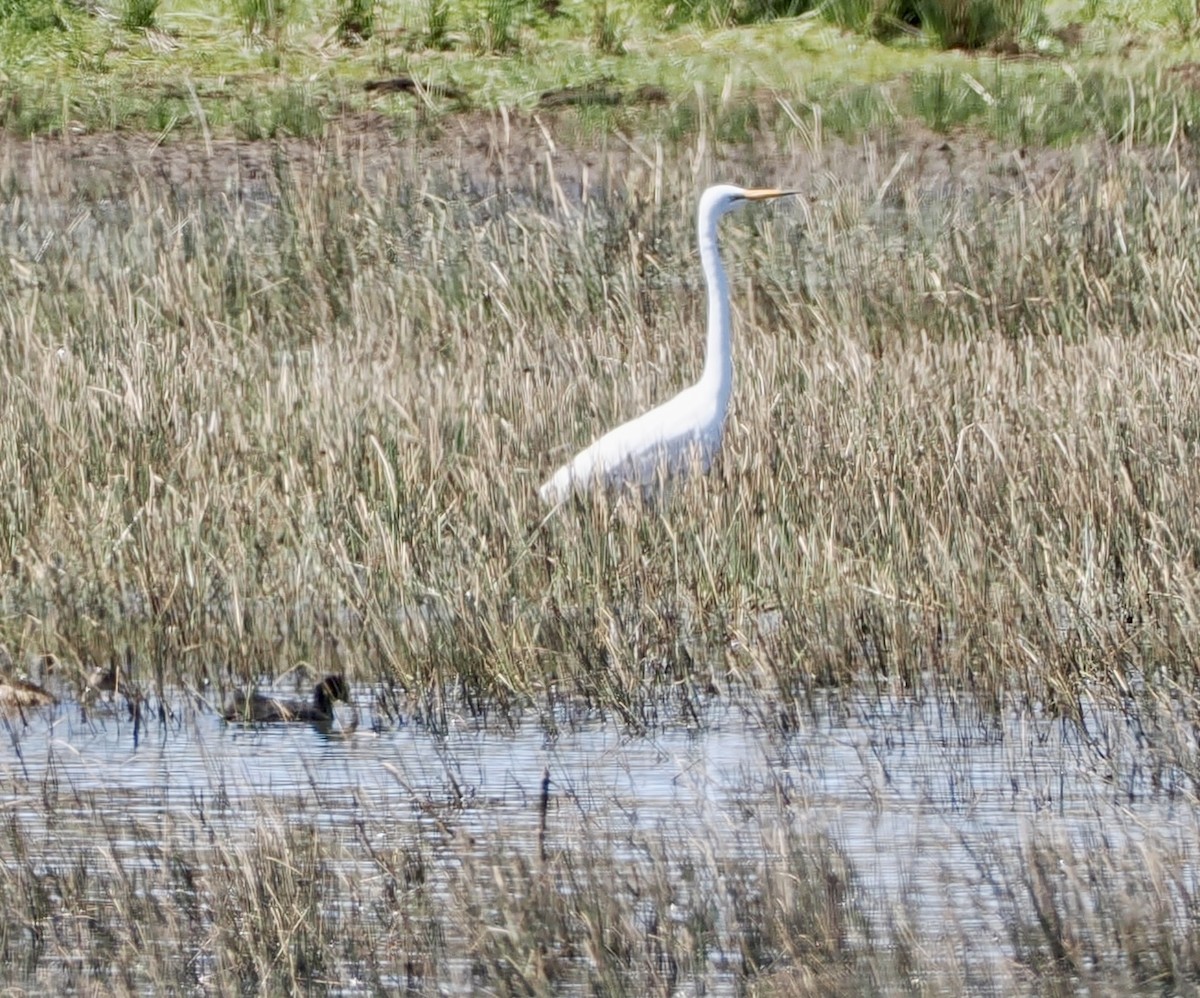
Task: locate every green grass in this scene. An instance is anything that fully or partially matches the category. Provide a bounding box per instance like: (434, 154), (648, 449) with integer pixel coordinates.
(0, 0), (1199, 140)
(120, 0), (162, 30)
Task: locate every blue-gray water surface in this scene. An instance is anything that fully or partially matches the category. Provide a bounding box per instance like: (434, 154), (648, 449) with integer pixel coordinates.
(3, 679), (1198, 993)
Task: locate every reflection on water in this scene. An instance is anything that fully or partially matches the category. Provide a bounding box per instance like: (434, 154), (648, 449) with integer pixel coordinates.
(2, 684), (1199, 992)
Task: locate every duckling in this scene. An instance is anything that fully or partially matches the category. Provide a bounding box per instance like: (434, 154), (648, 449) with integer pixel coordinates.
(85, 661), (136, 701)
(0, 644), (58, 711)
(223, 674), (354, 727)
(0, 676), (57, 710)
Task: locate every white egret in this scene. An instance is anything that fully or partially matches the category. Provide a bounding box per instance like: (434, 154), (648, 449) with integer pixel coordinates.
(539, 184), (795, 505)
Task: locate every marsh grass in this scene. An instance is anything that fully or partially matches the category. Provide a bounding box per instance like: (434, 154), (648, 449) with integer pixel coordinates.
(119, 0), (160, 31)
(0, 0), (69, 32)
(425, 0), (452, 46)
(6, 93), (1200, 996)
(473, 0), (525, 51)
(2, 702), (1199, 995)
(3, 131), (1200, 725)
(685, 0), (1041, 40)
(335, 0), (375, 43)
(916, 0), (1045, 49)
(0, 776), (908, 992)
(227, 0), (293, 40)
(591, 0), (626, 54)
(654, 0), (810, 28)
(7, 123), (1200, 992)
(776, 63), (1200, 149)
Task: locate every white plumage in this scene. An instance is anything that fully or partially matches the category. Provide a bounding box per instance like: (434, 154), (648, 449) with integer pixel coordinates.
(539, 184), (795, 505)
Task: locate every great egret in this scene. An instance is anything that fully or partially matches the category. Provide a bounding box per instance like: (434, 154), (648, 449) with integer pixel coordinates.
(539, 184), (795, 505)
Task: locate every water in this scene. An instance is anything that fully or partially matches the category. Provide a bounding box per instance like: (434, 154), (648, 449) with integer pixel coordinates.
(3, 681), (1198, 992)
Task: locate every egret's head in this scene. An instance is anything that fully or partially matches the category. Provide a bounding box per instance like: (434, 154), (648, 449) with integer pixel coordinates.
(700, 184), (797, 222)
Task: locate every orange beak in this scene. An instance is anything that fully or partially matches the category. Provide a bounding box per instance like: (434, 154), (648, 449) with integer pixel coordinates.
(742, 187), (799, 200)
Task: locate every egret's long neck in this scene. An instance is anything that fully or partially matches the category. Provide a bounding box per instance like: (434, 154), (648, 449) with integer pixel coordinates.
(698, 208), (732, 414)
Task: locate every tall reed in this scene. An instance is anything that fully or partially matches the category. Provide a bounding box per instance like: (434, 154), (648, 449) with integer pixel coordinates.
(0, 132), (1199, 728)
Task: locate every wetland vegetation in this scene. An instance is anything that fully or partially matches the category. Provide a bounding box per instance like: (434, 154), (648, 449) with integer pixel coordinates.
(3, 0), (1200, 142)
(4, 0), (1200, 993)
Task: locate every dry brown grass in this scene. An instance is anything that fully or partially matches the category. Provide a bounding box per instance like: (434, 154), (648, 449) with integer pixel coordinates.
(0, 135), (1199, 720)
(3, 128), (1200, 992)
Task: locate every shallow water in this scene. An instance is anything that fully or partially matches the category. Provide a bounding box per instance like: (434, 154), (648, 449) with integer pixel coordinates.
(3, 681), (1198, 993)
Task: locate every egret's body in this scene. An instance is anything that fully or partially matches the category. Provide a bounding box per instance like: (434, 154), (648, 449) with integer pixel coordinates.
(539, 184), (793, 505)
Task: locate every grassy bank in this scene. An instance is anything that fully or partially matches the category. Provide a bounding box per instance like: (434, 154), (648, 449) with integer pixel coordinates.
(4, 0), (1200, 141)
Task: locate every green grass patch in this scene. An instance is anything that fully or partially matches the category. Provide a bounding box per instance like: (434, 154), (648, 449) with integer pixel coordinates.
(0, 0), (1196, 142)
(120, 0), (162, 30)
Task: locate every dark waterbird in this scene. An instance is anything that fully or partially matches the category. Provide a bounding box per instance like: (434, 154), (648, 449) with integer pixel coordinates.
(223, 674), (355, 728)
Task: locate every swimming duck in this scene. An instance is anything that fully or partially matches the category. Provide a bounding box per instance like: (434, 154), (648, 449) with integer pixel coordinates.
(223, 674), (354, 727)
